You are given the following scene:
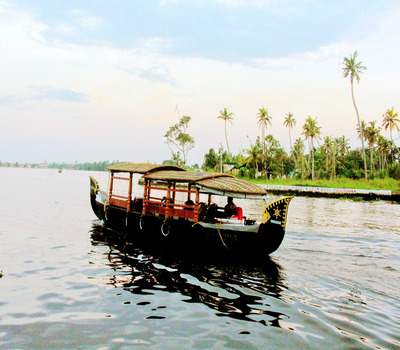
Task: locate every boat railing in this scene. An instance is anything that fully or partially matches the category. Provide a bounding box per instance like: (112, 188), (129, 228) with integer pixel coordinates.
(109, 195), (129, 208)
(143, 184), (199, 221)
(108, 173), (131, 209)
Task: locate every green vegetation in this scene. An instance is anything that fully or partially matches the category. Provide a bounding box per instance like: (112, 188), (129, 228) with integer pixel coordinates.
(251, 177), (400, 191)
(49, 160), (120, 171)
(202, 129), (400, 191)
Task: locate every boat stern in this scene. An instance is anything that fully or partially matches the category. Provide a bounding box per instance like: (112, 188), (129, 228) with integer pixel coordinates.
(259, 196), (294, 254)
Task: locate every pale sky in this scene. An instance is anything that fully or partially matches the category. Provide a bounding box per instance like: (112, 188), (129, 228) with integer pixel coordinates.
(1, 0), (400, 165)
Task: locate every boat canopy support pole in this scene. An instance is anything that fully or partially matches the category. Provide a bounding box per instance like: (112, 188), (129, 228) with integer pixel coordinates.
(142, 179), (148, 215)
(109, 172), (114, 201)
(165, 182), (171, 219)
(194, 188), (200, 222)
(127, 172), (133, 212)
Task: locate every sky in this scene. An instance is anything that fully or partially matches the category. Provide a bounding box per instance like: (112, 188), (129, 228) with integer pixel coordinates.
(1, 0), (400, 165)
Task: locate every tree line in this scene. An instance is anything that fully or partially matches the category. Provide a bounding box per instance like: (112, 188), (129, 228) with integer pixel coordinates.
(48, 160), (120, 171)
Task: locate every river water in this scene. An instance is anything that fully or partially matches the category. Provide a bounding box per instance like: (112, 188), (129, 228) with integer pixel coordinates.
(0, 167), (399, 349)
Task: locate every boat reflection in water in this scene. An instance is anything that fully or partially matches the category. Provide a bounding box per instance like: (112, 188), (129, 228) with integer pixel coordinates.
(89, 223), (289, 328)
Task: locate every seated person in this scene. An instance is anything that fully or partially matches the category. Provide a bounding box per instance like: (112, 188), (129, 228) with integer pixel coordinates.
(204, 203), (218, 223)
(224, 197), (237, 217)
(161, 196), (174, 205)
(185, 199), (194, 206)
(198, 202), (208, 221)
(184, 198), (195, 210)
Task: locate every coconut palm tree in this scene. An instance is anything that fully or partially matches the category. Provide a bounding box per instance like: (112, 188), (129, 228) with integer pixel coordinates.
(302, 116), (322, 181)
(245, 137), (263, 178)
(342, 50), (367, 179)
(257, 106), (272, 154)
(292, 137), (306, 178)
(323, 136), (332, 174)
(218, 108), (234, 155)
(382, 107), (400, 146)
(284, 112), (296, 152)
(364, 121), (380, 174)
(357, 120), (367, 142)
(330, 138), (337, 179)
(336, 135), (350, 158)
(377, 134), (390, 171)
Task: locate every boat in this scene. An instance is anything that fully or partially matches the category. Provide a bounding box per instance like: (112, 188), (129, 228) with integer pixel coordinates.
(89, 163), (294, 256)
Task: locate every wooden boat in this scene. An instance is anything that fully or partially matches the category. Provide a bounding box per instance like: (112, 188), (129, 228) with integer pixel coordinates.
(89, 163), (294, 256)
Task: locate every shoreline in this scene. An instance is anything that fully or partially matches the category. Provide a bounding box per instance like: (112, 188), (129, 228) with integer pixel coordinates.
(260, 184), (400, 202)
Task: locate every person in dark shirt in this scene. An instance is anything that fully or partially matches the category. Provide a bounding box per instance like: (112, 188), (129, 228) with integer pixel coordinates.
(224, 196), (237, 217)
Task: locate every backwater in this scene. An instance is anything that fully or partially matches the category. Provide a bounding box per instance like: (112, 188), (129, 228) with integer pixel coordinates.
(0, 167), (399, 349)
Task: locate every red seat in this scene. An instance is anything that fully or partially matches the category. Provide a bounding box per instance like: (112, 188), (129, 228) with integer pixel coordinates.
(232, 207), (243, 220)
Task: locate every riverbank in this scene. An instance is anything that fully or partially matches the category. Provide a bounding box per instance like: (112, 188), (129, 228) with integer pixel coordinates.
(250, 178), (400, 201)
(260, 184), (400, 201)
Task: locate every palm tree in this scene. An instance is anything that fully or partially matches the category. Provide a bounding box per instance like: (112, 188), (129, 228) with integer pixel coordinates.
(323, 136), (332, 174)
(218, 108), (234, 155)
(342, 50), (367, 179)
(245, 137), (263, 178)
(365, 121), (380, 174)
(382, 107), (400, 146)
(284, 112), (296, 152)
(357, 120), (367, 142)
(330, 138), (337, 179)
(336, 135), (350, 158)
(256, 106), (272, 155)
(292, 137), (305, 178)
(302, 116), (322, 181)
(377, 134), (390, 171)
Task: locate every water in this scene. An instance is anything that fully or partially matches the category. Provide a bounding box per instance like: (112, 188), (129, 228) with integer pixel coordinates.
(0, 167), (399, 349)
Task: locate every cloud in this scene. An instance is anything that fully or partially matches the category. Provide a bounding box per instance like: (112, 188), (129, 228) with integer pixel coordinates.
(0, 95), (23, 106)
(138, 68), (177, 85)
(31, 87), (90, 103)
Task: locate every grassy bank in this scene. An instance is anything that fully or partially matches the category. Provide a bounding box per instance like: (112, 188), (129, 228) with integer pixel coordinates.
(249, 177), (400, 191)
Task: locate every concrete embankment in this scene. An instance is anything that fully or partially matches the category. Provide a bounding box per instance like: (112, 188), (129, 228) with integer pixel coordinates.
(260, 184), (400, 202)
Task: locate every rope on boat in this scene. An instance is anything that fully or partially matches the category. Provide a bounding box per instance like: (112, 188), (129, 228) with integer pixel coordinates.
(216, 222), (231, 250)
(192, 222), (232, 250)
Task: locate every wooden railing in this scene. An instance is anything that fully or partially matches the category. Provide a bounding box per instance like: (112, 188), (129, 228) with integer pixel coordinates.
(142, 182), (200, 222)
(108, 174), (130, 209)
(107, 175), (201, 222)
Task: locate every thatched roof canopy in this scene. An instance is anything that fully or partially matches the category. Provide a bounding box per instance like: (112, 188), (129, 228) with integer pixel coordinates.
(195, 176), (267, 196)
(144, 170), (232, 183)
(108, 162), (184, 174)
(144, 170), (266, 197)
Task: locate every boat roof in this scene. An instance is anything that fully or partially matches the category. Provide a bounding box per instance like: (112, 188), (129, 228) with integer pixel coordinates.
(195, 176), (267, 198)
(108, 162), (184, 174)
(144, 170), (232, 182)
(144, 170), (267, 198)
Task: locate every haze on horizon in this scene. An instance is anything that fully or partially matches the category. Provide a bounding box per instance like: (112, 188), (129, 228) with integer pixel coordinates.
(1, 0), (400, 166)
